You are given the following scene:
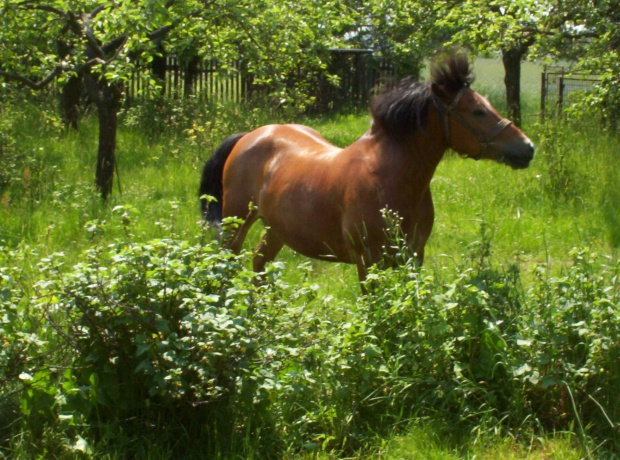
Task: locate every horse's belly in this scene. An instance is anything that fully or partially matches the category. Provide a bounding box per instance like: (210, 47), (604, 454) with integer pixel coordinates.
(283, 231), (353, 263)
(261, 195), (352, 263)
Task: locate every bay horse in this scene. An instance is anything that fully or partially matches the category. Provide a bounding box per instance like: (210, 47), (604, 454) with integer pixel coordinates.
(199, 53), (534, 283)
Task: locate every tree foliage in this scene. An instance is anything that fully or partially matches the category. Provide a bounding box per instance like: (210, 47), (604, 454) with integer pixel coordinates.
(564, 0), (620, 125)
(0, 0), (350, 199)
(341, 0), (440, 77)
(0, 0), (352, 104)
(437, 0), (619, 125)
(0, 0), (617, 202)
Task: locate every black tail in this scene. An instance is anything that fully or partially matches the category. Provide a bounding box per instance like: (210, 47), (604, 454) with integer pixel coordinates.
(199, 133), (247, 223)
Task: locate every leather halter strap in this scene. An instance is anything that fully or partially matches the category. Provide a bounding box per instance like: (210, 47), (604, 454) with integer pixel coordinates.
(438, 87), (513, 160)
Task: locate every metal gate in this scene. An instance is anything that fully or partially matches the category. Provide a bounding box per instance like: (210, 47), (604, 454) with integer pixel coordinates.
(541, 67), (602, 118)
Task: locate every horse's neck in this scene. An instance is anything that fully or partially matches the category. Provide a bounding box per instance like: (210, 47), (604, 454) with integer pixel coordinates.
(372, 120), (447, 196)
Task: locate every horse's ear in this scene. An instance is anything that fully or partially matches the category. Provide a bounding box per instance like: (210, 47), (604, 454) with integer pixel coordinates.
(431, 82), (449, 100)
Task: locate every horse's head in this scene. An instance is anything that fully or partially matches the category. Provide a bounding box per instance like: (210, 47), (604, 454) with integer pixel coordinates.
(430, 54), (534, 169)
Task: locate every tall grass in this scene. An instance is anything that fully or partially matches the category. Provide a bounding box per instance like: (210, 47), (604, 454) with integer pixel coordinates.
(1, 62), (617, 321)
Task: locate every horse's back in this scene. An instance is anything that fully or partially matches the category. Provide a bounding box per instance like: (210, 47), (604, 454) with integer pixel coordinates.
(222, 124), (360, 261)
(223, 123), (341, 194)
(229, 124), (337, 159)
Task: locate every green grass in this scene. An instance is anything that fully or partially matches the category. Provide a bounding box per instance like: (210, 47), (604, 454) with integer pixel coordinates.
(1, 60), (619, 459)
(374, 425), (587, 460)
(471, 58), (543, 116)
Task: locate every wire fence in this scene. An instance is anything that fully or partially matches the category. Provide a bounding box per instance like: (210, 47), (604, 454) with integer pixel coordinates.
(541, 67), (602, 118)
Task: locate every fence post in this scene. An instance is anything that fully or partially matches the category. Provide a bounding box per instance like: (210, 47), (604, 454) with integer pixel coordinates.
(540, 72), (546, 120)
(558, 76), (564, 115)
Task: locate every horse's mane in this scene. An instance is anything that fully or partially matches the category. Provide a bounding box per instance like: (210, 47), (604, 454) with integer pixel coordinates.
(371, 52), (475, 136)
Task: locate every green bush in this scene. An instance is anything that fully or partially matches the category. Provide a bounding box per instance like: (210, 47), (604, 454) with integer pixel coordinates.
(2, 230), (619, 457)
(24, 238), (285, 455)
(366, 247), (619, 451)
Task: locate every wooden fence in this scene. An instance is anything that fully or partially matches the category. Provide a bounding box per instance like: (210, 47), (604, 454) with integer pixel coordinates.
(126, 50), (399, 109)
(313, 49), (398, 111)
(126, 56), (251, 102)
(541, 67), (602, 118)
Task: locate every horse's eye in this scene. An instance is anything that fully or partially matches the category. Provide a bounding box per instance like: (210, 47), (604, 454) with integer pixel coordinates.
(472, 109), (486, 117)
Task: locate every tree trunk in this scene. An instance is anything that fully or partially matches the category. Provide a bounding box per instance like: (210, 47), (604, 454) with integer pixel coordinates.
(501, 46), (525, 127)
(95, 83), (122, 200)
(57, 39), (82, 130)
(84, 71), (123, 201)
(60, 74), (82, 130)
(184, 56), (200, 98)
(152, 43), (167, 96)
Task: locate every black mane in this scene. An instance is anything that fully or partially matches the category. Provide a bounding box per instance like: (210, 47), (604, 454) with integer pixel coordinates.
(371, 52), (475, 136)
(430, 51), (475, 93)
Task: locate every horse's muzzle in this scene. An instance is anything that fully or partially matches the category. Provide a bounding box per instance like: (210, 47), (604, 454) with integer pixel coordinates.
(500, 140), (535, 169)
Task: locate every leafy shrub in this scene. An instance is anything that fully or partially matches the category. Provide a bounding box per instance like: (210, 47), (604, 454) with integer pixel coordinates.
(0, 245), (47, 389)
(0, 245), (52, 451)
(360, 245), (620, 450)
(24, 238), (278, 455)
(121, 96), (284, 144)
(2, 229), (619, 457)
(362, 258), (526, 431)
(524, 249), (620, 440)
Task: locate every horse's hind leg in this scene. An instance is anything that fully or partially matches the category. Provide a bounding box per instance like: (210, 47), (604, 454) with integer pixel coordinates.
(253, 228), (284, 273)
(226, 209), (259, 254)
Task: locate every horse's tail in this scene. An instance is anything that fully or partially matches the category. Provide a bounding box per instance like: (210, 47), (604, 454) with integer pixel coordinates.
(199, 132), (247, 224)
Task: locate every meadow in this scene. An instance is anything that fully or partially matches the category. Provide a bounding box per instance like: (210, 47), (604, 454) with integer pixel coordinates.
(1, 59), (619, 458)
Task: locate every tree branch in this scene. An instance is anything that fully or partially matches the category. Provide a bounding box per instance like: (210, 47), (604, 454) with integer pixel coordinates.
(18, 1), (65, 17)
(103, 35), (129, 55)
(4, 2), (212, 90)
(147, 9), (203, 42)
(104, 37), (128, 64)
(0, 66), (62, 90)
(90, 4), (109, 20)
(148, 24), (176, 42)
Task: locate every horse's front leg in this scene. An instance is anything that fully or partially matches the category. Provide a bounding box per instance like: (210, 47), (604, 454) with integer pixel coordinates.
(355, 256), (369, 295)
(410, 189), (434, 266)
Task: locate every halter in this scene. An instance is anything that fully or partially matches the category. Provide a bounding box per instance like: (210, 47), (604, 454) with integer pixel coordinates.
(438, 87), (513, 160)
